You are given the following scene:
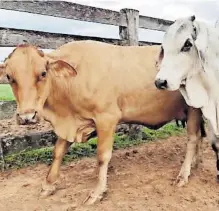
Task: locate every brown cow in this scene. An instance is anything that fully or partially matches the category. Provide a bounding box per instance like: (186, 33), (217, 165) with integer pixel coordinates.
(0, 41), (205, 205)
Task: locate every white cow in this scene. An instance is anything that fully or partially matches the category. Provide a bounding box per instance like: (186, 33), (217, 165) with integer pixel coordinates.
(155, 15), (219, 181)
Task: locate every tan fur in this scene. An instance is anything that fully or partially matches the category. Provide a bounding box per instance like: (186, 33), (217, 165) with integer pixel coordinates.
(1, 40), (203, 204)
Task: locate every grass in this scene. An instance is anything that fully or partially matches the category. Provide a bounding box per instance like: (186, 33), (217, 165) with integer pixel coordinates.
(0, 84), (15, 101)
(1, 123), (185, 169)
(0, 85), (186, 169)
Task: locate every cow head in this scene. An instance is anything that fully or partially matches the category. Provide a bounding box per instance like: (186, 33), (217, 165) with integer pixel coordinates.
(155, 15), (205, 92)
(1, 44), (77, 125)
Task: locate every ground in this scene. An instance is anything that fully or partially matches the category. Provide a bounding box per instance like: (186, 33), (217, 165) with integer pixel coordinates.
(0, 87), (218, 210)
(1, 118), (52, 137)
(0, 136), (219, 211)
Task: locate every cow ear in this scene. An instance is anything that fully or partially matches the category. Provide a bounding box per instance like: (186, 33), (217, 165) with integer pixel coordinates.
(183, 74), (209, 108)
(193, 22), (208, 70)
(193, 22), (219, 89)
(155, 46), (164, 69)
(46, 60), (77, 77)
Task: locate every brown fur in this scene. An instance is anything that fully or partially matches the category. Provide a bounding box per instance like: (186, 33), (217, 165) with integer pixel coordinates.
(0, 40), (204, 204)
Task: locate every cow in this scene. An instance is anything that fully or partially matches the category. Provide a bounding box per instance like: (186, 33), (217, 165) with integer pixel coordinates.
(0, 40), (205, 205)
(154, 15), (219, 182)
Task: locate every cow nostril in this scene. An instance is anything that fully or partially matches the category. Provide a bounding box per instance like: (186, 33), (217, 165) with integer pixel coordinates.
(162, 80), (167, 88)
(155, 79), (168, 90)
(32, 111), (37, 119)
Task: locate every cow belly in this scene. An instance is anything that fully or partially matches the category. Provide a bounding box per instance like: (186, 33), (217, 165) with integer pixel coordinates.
(120, 94), (187, 127)
(121, 109), (186, 128)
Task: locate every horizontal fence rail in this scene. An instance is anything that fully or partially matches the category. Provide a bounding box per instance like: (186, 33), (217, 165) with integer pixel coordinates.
(0, 1), (173, 82)
(0, 1), (173, 31)
(0, 1), (176, 159)
(0, 27), (160, 49)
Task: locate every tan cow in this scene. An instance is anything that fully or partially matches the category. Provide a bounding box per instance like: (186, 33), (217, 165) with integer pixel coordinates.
(0, 41), (204, 205)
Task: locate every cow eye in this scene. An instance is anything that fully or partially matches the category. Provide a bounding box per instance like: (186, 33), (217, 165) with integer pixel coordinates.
(181, 39), (193, 52)
(6, 74), (16, 83)
(6, 74), (10, 80)
(37, 71), (47, 82)
(41, 71), (47, 77)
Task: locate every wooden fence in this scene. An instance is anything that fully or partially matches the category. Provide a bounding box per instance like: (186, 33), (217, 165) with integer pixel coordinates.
(0, 1), (175, 158)
(0, 1), (173, 84)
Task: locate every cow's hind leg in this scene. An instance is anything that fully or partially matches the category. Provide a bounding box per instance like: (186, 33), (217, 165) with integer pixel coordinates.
(84, 114), (118, 205)
(211, 142), (219, 182)
(208, 121), (219, 182)
(40, 138), (71, 197)
(191, 117), (206, 168)
(175, 108), (203, 187)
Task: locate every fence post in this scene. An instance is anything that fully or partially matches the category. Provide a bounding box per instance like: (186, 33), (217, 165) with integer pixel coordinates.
(119, 8), (139, 46)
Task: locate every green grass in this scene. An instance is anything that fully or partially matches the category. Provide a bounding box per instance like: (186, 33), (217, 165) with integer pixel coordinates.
(0, 84), (15, 101)
(0, 83), (186, 168)
(1, 123), (185, 169)
(142, 123), (185, 140)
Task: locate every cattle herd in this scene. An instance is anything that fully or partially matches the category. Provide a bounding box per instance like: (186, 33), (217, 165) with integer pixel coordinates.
(0, 15), (218, 205)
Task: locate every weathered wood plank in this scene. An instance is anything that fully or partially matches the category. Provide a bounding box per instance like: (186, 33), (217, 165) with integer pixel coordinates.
(0, 1), (172, 32)
(119, 9), (139, 46)
(0, 1), (125, 27)
(139, 15), (173, 31)
(0, 27), (121, 84)
(0, 27), (159, 50)
(0, 27), (122, 49)
(0, 27), (160, 84)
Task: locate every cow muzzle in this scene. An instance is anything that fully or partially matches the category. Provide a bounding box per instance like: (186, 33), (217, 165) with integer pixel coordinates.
(155, 79), (168, 90)
(16, 111), (38, 125)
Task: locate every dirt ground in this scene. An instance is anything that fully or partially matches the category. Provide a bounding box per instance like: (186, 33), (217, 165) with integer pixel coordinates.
(0, 136), (219, 211)
(0, 118), (52, 137)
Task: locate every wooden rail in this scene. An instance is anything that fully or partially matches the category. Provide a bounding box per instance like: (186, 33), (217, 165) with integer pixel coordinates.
(0, 1), (172, 82)
(0, 1), (176, 159)
(0, 1), (173, 31)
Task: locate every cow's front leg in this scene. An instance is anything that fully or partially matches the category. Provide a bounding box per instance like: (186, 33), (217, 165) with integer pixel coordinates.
(84, 115), (118, 205)
(40, 138), (71, 197)
(175, 108), (203, 187)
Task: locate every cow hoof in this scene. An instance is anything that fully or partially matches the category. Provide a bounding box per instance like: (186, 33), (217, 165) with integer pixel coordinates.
(174, 166), (190, 187)
(39, 181), (56, 198)
(175, 177), (188, 187)
(40, 189), (55, 198)
(174, 173), (189, 187)
(83, 191), (106, 205)
(83, 195), (98, 205)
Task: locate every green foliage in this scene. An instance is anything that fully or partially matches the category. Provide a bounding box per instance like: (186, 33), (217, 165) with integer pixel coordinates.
(0, 84), (15, 101)
(142, 123), (185, 140)
(1, 123), (185, 169)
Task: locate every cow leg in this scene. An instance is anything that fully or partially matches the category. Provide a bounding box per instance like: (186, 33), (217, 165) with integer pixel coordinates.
(84, 115), (118, 205)
(40, 138), (71, 197)
(175, 108), (203, 187)
(207, 121), (219, 182)
(211, 141), (219, 182)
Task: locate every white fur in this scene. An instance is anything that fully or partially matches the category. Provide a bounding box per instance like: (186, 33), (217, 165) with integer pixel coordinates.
(156, 16), (219, 137)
